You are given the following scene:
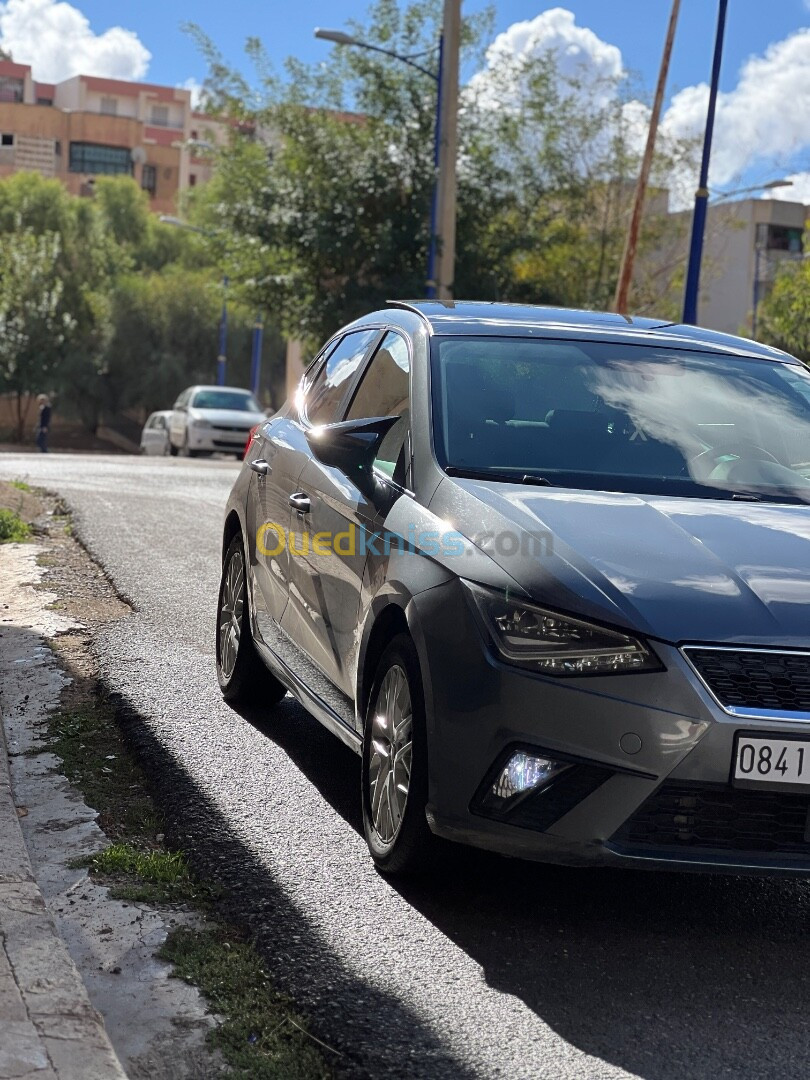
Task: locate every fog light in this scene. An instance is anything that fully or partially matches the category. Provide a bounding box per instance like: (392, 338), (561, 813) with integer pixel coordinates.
(492, 751), (569, 801)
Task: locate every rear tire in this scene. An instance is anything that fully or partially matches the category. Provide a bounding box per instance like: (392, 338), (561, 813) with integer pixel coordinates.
(168, 441), (178, 457)
(361, 634), (437, 875)
(216, 535), (287, 707)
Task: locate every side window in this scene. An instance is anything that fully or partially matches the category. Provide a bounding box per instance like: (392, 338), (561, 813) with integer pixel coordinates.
(305, 329), (378, 426)
(346, 331), (411, 481)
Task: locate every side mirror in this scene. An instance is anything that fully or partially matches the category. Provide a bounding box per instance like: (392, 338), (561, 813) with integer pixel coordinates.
(305, 416), (399, 491)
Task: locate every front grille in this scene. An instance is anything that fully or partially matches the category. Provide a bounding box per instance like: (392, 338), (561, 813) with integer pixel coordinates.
(686, 647), (810, 713)
(612, 781), (810, 857)
(212, 424), (252, 433)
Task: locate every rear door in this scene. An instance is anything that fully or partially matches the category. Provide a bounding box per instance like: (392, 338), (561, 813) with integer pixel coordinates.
(282, 330), (411, 698)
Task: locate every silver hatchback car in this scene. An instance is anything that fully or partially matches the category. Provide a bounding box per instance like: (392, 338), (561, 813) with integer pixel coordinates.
(217, 302), (810, 876)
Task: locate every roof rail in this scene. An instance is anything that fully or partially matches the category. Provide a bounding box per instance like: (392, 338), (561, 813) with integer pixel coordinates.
(385, 300), (433, 329)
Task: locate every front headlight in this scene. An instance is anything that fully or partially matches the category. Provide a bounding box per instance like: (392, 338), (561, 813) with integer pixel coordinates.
(463, 581), (661, 677)
(189, 417), (211, 429)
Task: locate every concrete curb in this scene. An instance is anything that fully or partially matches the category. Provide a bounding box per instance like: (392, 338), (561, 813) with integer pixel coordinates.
(0, 706), (128, 1080)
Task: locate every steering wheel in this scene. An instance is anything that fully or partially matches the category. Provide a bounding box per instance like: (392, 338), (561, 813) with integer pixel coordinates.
(688, 439), (781, 480)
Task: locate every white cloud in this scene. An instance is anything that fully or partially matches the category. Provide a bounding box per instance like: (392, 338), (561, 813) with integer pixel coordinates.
(467, 11), (810, 209)
(661, 28), (810, 188)
(179, 77), (204, 111)
(468, 8), (623, 109)
(0, 0), (150, 83)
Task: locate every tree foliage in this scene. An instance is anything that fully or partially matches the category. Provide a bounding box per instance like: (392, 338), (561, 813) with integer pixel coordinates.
(187, 0), (695, 346)
(0, 172), (285, 438)
(0, 229), (74, 438)
(758, 260), (810, 361)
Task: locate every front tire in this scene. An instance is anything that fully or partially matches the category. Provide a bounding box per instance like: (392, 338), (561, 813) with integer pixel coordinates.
(216, 535), (287, 707)
(362, 634), (436, 875)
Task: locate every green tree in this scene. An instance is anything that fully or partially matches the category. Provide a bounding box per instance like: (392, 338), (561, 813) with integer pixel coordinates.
(0, 230), (75, 440)
(758, 259), (810, 361)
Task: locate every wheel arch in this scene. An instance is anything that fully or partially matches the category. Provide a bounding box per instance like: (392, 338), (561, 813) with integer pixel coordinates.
(356, 587), (435, 729)
(222, 509), (243, 564)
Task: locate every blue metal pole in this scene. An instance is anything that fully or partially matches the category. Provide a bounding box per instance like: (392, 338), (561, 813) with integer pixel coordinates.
(217, 275), (228, 386)
(682, 0), (728, 325)
(426, 32), (444, 299)
(250, 315), (263, 397)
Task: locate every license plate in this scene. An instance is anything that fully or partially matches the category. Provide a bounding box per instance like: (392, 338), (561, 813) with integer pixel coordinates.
(733, 735), (810, 788)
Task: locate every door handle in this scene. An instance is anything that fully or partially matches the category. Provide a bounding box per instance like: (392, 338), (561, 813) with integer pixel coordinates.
(250, 459), (271, 477)
(289, 492), (311, 513)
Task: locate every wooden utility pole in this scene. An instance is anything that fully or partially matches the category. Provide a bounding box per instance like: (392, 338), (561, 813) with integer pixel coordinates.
(434, 0), (460, 302)
(613, 0), (681, 315)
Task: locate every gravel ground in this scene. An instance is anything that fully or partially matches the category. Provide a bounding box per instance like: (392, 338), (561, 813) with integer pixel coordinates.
(1, 452), (810, 1080)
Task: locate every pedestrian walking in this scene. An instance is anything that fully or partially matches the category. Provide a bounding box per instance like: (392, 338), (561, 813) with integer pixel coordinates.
(36, 394), (51, 453)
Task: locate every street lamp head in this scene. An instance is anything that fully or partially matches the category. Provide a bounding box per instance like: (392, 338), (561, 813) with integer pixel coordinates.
(764, 179), (793, 190)
(314, 28), (358, 46)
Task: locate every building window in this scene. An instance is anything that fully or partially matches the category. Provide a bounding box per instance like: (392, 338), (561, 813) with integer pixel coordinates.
(188, 173), (197, 187)
(36, 97), (53, 106)
(68, 142), (133, 176)
(54, 140), (61, 156)
(100, 96), (118, 116)
(190, 129), (198, 140)
(150, 105), (169, 127)
(1, 133), (13, 147)
(765, 225), (803, 254)
(0, 77), (24, 103)
(141, 163), (157, 196)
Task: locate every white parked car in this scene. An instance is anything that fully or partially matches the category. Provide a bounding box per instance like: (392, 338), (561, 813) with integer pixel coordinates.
(139, 410), (172, 456)
(168, 386), (267, 459)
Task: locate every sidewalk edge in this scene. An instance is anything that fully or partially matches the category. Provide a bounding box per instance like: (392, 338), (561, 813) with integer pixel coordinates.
(0, 700), (128, 1080)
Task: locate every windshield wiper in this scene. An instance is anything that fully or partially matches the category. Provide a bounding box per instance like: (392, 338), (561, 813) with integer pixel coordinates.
(444, 466), (553, 487)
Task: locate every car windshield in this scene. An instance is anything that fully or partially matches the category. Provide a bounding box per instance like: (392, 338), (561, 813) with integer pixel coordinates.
(431, 337), (810, 503)
(191, 390), (261, 412)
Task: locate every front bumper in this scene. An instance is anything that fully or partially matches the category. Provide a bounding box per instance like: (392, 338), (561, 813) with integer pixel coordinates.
(188, 426), (253, 453)
(413, 580), (810, 875)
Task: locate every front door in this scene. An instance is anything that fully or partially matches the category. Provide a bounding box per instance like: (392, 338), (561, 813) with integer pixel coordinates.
(282, 330), (412, 699)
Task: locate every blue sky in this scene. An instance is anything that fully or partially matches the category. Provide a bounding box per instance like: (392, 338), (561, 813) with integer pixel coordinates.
(3, 1), (810, 197)
(1, 1), (806, 97)
(27, 0), (807, 97)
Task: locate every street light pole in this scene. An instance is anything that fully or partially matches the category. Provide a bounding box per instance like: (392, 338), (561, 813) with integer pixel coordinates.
(613, 0), (680, 315)
(217, 276), (228, 387)
(682, 0), (729, 326)
(316, 3), (460, 300)
(425, 32), (444, 299)
(752, 243), (764, 339)
(433, 0), (460, 302)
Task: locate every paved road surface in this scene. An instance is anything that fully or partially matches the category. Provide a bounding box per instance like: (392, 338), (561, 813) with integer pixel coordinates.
(2, 452), (809, 1080)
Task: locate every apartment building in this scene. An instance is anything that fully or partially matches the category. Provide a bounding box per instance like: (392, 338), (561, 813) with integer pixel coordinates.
(0, 59), (227, 213)
(699, 198), (808, 336)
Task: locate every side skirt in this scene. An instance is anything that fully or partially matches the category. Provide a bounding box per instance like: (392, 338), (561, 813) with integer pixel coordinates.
(253, 617), (362, 755)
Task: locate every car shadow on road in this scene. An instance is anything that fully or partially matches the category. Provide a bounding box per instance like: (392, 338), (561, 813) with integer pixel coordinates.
(239, 694), (810, 1080)
(109, 688), (475, 1080)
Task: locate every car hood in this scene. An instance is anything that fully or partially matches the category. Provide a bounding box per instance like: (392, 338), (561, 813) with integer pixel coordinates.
(189, 408), (266, 426)
(432, 478), (810, 647)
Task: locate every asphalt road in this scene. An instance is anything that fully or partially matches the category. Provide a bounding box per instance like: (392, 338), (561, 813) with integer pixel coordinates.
(2, 451), (810, 1080)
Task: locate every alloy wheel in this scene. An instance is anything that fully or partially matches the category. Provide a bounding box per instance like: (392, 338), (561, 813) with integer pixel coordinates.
(218, 548), (244, 681)
(368, 664), (413, 845)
